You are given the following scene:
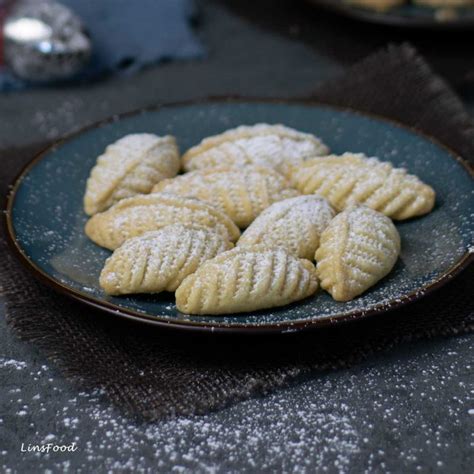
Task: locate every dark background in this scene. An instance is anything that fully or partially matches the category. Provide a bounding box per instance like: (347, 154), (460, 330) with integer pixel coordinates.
(0, 1), (473, 472)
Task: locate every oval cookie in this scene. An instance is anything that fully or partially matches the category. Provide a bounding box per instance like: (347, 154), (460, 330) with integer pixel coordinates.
(182, 124), (329, 176)
(176, 246), (318, 314)
(238, 195), (335, 260)
(290, 153), (435, 220)
(85, 193), (240, 250)
(316, 206), (401, 301)
(153, 166), (299, 228)
(100, 224), (233, 295)
(84, 134), (180, 215)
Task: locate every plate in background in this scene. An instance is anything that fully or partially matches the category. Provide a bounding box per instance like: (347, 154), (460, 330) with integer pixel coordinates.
(307, 0), (474, 29)
(5, 100), (474, 333)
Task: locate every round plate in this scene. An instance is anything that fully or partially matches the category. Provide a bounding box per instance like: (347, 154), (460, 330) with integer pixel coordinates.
(5, 100), (474, 334)
(307, 0), (474, 29)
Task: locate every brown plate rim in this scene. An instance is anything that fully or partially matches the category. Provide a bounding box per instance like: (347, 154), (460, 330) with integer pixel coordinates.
(4, 97), (474, 335)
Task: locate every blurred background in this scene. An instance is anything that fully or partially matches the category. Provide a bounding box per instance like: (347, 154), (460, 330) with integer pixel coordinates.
(0, 0), (473, 156)
(1, 2), (473, 472)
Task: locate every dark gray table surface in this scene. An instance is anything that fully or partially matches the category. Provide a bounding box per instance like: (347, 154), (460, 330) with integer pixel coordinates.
(1, 1), (473, 472)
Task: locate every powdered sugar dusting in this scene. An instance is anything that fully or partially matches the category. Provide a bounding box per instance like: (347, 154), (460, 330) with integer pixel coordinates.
(85, 193), (241, 249)
(1, 333), (471, 472)
(0, 357), (27, 370)
(100, 224), (233, 295)
(84, 134), (180, 215)
(10, 102), (474, 328)
(238, 194), (335, 259)
(291, 152), (435, 220)
(182, 122), (329, 177)
(153, 166), (299, 228)
(176, 246), (318, 314)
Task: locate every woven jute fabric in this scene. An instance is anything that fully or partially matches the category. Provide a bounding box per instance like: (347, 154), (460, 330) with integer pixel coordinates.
(1, 44), (473, 421)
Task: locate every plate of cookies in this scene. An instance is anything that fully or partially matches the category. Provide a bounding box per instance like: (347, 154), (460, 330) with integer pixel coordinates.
(307, 0), (474, 29)
(6, 100), (473, 333)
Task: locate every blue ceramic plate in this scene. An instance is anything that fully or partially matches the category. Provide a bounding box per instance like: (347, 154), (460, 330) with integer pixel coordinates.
(6, 100), (474, 333)
(308, 0), (474, 29)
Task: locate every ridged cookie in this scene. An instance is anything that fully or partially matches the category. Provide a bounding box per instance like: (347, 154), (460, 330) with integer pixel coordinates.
(316, 207), (400, 302)
(182, 124), (329, 176)
(85, 193), (240, 250)
(152, 166), (299, 228)
(237, 195), (335, 260)
(100, 225), (233, 295)
(84, 134), (180, 215)
(290, 153), (435, 220)
(176, 246), (318, 315)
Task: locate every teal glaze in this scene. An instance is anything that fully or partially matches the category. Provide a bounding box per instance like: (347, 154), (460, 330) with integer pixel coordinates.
(8, 102), (474, 331)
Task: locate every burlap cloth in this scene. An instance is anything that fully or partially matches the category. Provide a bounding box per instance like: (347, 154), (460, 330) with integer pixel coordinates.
(1, 44), (473, 421)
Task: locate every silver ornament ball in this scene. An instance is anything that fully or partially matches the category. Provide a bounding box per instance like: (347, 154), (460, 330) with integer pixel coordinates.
(3, 0), (92, 81)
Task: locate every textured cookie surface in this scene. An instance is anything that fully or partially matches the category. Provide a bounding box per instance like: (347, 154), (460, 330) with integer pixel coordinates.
(238, 195), (335, 260)
(290, 153), (435, 220)
(85, 193), (240, 250)
(315, 206), (400, 302)
(176, 246), (318, 315)
(153, 166), (299, 228)
(182, 124), (329, 176)
(84, 134), (180, 215)
(100, 224), (233, 295)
